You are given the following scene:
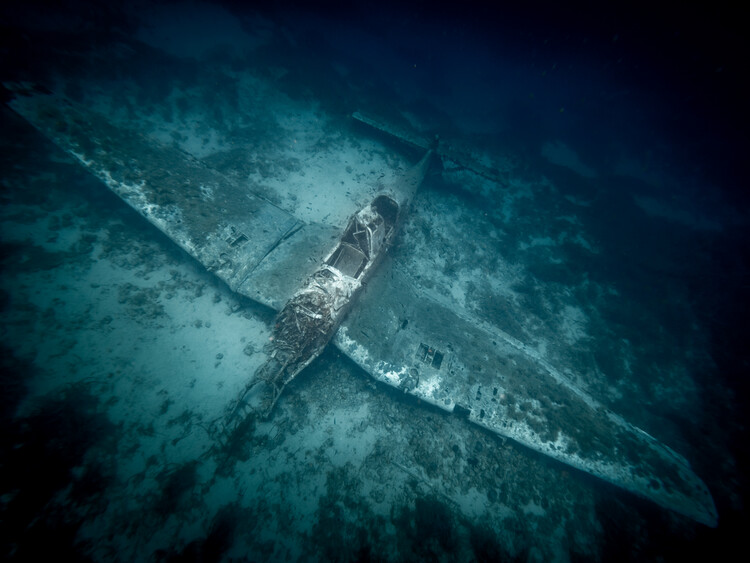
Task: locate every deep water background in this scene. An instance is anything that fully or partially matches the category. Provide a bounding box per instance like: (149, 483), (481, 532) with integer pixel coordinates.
(1, 0), (748, 560)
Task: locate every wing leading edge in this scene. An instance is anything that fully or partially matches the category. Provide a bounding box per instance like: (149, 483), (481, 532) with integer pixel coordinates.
(334, 260), (718, 527)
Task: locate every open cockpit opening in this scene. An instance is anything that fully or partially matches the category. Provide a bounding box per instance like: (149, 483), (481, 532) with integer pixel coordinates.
(326, 195), (399, 279)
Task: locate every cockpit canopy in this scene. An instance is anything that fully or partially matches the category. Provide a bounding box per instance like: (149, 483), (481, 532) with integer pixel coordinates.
(326, 195), (399, 279)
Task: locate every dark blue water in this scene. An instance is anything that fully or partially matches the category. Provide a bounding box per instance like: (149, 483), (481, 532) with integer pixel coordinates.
(1, 1), (747, 560)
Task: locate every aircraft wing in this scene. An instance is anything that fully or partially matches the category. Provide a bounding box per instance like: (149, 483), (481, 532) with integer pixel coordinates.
(6, 87), (339, 311)
(334, 259), (717, 527)
(5, 85), (717, 527)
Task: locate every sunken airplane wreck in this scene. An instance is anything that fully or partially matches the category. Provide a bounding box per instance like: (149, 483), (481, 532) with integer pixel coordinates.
(226, 186), (427, 423)
(5, 84), (718, 528)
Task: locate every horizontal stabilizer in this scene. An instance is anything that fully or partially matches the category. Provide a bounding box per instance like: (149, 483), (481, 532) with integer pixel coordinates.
(352, 110), (507, 185)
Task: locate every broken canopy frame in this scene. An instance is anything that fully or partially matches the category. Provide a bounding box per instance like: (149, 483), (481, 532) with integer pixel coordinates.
(3, 85), (718, 527)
